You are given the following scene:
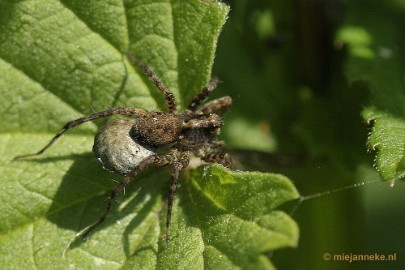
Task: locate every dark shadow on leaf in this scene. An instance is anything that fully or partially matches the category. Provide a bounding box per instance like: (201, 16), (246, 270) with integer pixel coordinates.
(120, 180), (164, 257)
(46, 153), (117, 229)
(45, 151), (171, 255)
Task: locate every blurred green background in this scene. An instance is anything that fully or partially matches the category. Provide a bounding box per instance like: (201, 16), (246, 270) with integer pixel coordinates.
(212, 0), (405, 269)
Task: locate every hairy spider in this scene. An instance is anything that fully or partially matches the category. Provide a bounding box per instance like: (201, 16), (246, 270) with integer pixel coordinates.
(15, 53), (232, 246)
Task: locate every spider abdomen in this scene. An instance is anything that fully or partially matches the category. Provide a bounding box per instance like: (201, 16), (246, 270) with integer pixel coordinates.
(93, 118), (156, 175)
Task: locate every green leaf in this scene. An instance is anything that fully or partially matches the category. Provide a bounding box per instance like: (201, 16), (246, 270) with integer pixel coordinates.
(0, 0), (299, 269)
(337, 1), (405, 181)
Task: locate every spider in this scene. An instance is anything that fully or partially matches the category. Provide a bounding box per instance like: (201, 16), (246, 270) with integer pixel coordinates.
(15, 52), (233, 246)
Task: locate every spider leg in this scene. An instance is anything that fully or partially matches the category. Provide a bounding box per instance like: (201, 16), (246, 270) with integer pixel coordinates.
(198, 142), (232, 168)
(14, 107), (146, 159)
(187, 78), (219, 112)
(125, 52), (176, 113)
(166, 150), (190, 246)
(200, 96), (232, 116)
(79, 153), (173, 238)
(183, 114), (222, 129)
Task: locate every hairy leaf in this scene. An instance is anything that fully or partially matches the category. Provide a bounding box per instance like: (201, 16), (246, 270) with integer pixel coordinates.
(337, 1), (405, 181)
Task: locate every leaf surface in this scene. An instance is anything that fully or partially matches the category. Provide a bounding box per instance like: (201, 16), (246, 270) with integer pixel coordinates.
(337, 1), (405, 181)
(0, 1), (299, 269)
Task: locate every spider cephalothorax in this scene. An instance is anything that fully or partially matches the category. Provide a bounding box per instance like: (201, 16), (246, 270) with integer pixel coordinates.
(15, 53), (232, 246)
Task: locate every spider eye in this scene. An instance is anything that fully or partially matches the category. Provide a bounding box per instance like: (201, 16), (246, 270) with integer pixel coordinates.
(131, 113), (182, 146)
